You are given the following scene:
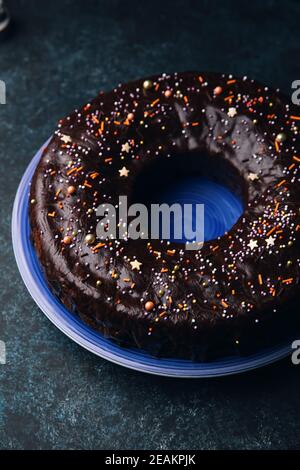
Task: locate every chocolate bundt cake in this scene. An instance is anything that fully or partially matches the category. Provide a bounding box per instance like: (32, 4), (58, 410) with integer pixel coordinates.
(29, 72), (300, 360)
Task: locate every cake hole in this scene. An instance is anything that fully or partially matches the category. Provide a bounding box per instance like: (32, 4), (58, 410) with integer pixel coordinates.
(132, 151), (246, 243)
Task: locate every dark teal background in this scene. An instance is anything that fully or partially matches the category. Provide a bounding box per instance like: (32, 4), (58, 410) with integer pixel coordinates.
(1, 0), (300, 449)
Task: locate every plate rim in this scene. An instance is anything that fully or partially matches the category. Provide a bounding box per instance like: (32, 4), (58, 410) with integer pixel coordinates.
(11, 141), (292, 378)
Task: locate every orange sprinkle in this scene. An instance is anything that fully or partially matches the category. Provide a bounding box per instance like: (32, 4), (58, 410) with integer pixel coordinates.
(191, 122), (199, 126)
(90, 172), (99, 179)
(183, 96), (188, 104)
(98, 121), (105, 134)
(266, 226), (277, 237)
(161, 268), (168, 273)
(167, 250), (175, 256)
(198, 75), (204, 83)
(275, 140), (280, 152)
(91, 242), (105, 251)
(83, 180), (92, 188)
(212, 245), (219, 251)
(293, 156), (300, 162)
(227, 79), (236, 85)
(104, 158), (113, 163)
(289, 163), (296, 170)
(282, 278), (293, 284)
(155, 83), (160, 91)
(113, 121), (121, 125)
(274, 202), (280, 214)
(221, 300), (229, 308)
(66, 167), (77, 176)
(66, 166), (83, 176)
(55, 189), (61, 197)
(151, 98), (160, 107)
(258, 274), (263, 285)
(290, 115), (300, 120)
(276, 179), (287, 188)
(48, 211), (56, 217)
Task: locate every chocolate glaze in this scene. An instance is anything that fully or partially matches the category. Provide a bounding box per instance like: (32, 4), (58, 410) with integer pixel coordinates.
(29, 72), (300, 360)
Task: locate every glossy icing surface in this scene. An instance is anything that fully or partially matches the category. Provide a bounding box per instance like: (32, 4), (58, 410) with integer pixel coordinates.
(29, 72), (300, 359)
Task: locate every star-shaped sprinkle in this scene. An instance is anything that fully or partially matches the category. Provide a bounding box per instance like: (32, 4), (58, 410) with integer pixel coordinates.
(61, 134), (72, 143)
(248, 239), (258, 250)
(228, 107), (237, 118)
(266, 235), (275, 247)
(121, 142), (131, 153)
(130, 260), (142, 271)
(119, 166), (129, 177)
(248, 172), (259, 181)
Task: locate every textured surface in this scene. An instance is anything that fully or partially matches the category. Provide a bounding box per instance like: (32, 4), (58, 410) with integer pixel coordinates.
(29, 71), (300, 360)
(1, 0), (300, 450)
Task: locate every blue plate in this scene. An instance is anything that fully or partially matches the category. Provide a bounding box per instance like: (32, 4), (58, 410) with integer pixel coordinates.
(153, 176), (244, 243)
(12, 141), (292, 377)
